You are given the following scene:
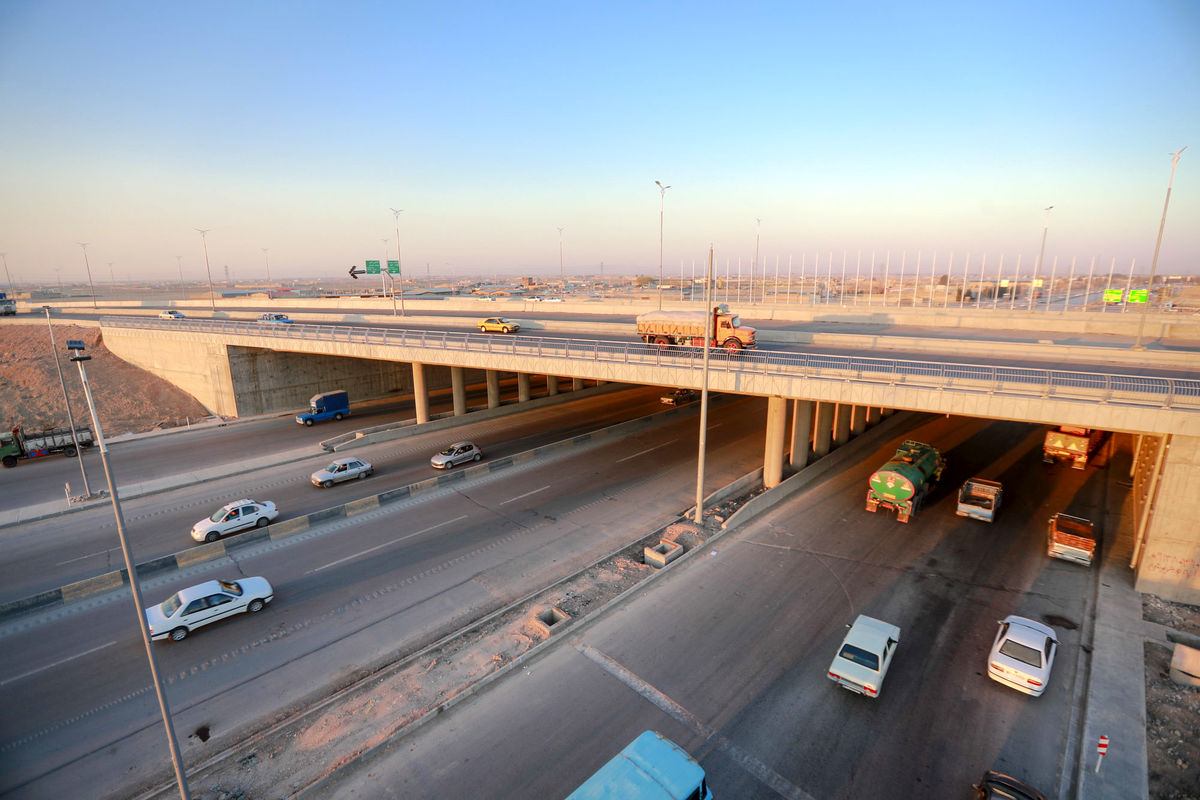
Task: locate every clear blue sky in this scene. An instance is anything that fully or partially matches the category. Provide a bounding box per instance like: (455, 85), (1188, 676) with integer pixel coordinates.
(1, 1), (1196, 283)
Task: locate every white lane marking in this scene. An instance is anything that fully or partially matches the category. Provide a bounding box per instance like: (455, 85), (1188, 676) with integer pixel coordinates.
(55, 548), (114, 566)
(614, 439), (676, 464)
(307, 515), (469, 574)
(499, 485), (550, 506)
(579, 645), (816, 800)
(1, 640), (118, 686)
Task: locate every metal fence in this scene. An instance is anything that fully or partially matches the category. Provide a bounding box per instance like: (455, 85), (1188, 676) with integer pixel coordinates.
(102, 316), (1200, 411)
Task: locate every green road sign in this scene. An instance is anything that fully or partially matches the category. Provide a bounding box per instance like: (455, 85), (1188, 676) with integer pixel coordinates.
(1128, 289), (1148, 303)
(1103, 289), (1124, 303)
(387, 260), (399, 274)
(366, 260), (380, 274)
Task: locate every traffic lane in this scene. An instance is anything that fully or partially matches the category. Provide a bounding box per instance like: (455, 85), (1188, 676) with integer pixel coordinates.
(0, 399), (769, 796)
(0, 385), (668, 603)
(319, 414), (1097, 798)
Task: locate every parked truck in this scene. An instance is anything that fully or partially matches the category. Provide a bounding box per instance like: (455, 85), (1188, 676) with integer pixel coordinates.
(0, 291), (15, 316)
(1043, 425), (1103, 469)
(956, 478), (1003, 522)
(636, 304), (756, 352)
(1047, 512), (1096, 566)
(1, 425), (94, 468)
(296, 390), (350, 426)
(865, 440), (945, 523)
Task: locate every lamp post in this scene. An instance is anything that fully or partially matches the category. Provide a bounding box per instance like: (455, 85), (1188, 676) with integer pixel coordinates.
(66, 338), (191, 800)
(557, 226), (566, 296)
(1133, 146), (1187, 350)
(693, 245), (715, 523)
(389, 208), (407, 316)
(175, 255), (184, 288)
(77, 242), (97, 309)
(42, 307), (92, 499)
(2, 252), (13, 294)
(261, 248), (271, 285)
(107, 262), (115, 287)
(195, 229), (215, 311)
(655, 181), (670, 309)
(753, 218), (762, 305)
(1028, 206), (1053, 311)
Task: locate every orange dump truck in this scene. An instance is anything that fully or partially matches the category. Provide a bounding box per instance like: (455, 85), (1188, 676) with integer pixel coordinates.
(1047, 513), (1096, 566)
(636, 304), (756, 352)
(1043, 426), (1103, 469)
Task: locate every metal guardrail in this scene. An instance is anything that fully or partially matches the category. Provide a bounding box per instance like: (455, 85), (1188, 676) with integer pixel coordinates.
(102, 316), (1200, 410)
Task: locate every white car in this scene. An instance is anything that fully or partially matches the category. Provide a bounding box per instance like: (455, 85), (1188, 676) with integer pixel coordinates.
(311, 456), (373, 487)
(191, 499), (278, 543)
(431, 441), (483, 469)
(158, 309), (186, 319)
(827, 614), (901, 698)
(987, 615), (1058, 697)
(146, 577), (274, 642)
(258, 312), (293, 323)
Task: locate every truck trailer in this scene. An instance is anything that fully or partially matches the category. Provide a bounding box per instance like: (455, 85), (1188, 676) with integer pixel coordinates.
(865, 440), (945, 523)
(1043, 425), (1103, 469)
(1, 425), (94, 468)
(636, 304), (756, 352)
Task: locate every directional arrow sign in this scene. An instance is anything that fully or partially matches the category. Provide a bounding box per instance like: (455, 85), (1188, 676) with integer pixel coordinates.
(348, 265), (365, 279)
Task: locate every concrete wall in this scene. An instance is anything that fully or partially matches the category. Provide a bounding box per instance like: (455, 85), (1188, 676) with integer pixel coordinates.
(1134, 434), (1200, 604)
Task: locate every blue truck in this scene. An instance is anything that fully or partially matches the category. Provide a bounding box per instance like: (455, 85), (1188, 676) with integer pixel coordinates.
(0, 291), (15, 316)
(565, 730), (713, 800)
(296, 390), (350, 426)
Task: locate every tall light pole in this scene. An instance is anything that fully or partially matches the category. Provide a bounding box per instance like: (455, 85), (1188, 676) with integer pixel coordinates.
(1029, 206), (1053, 311)
(43, 307), (92, 499)
(693, 244), (715, 523)
(1133, 146), (1187, 350)
(557, 226), (566, 295)
(389, 208), (407, 316)
(77, 242), (97, 309)
(1, 252), (13, 294)
(380, 239), (389, 295)
(261, 248), (271, 284)
(655, 181), (670, 309)
(195, 229), (215, 311)
(175, 255), (184, 288)
(753, 218), (762, 304)
(66, 339), (191, 800)
(107, 261), (115, 287)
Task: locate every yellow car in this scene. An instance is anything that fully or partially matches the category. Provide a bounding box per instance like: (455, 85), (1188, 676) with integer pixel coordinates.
(478, 317), (520, 334)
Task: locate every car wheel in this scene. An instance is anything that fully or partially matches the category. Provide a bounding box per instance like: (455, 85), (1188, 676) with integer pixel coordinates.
(444, 460), (454, 469)
(304, 418), (314, 427)
(248, 599), (265, 613)
(205, 531), (219, 543)
(322, 479), (334, 488)
(473, 452), (481, 461)
(479, 326), (487, 333)
(334, 412), (343, 421)
(170, 627), (188, 642)
(357, 471), (367, 480)
(501, 327), (510, 333)
(256, 517), (269, 528)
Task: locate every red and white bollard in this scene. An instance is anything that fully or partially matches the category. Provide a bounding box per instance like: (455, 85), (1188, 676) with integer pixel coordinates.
(1095, 735), (1110, 773)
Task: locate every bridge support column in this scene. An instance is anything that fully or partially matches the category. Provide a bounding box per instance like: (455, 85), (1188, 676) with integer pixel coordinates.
(486, 370), (501, 409)
(451, 367), (467, 416)
(813, 401), (834, 457)
(866, 406), (881, 426)
(881, 407), (893, 418)
(789, 399), (813, 470)
(572, 377), (584, 391)
(518, 373), (532, 402)
(764, 397), (788, 489)
(412, 362), (429, 424)
(851, 405), (867, 435)
(833, 403), (852, 447)
(547, 375), (559, 396)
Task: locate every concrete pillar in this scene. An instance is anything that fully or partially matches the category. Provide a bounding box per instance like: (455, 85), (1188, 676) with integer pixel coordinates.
(834, 403), (851, 447)
(851, 405), (867, 435)
(866, 406), (881, 426)
(486, 370), (501, 409)
(789, 399), (813, 470)
(518, 372), (532, 403)
(547, 375), (559, 396)
(451, 366), (467, 416)
(881, 407), (893, 418)
(764, 396), (788, 489)
(412, 362), (429, 424)
(572, 377), (584, 391)
(813, 401), (834, 457)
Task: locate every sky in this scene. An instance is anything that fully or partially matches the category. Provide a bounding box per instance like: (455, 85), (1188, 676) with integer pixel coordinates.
(1, 1), (1197, 285)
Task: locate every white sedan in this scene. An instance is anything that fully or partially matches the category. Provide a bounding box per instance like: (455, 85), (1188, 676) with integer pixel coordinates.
(191, 499), (278, 543)
(158, 309), (186, 319)
(987, 615), (1058, 697)
(146, 577), (274, 642)
(827, 614), (901, 698)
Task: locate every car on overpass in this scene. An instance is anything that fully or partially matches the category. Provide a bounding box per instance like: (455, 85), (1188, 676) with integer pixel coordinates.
(258, 312), (293, 323)
(478, 317), (520, 334)
(191, 499), (279, 543)
(146, 577), (274, 642)
(158, 309), (186, 319)
(311, 457), (374, 487)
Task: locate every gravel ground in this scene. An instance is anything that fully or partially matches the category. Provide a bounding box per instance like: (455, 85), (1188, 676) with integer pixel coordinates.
(1142, 594), (1200, 800)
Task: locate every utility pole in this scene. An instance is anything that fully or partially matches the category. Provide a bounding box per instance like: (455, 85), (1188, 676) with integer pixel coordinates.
(1133, 147), (1187, 349)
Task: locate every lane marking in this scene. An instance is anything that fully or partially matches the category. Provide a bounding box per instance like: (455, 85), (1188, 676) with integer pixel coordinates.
(499, 485), (550, 505)
(615, 439), (676, 464)
(55, 548), (114, 566)
(579, 644), (816, 800)
(1, 640), (118, 687)
(307, 515), (469, 574)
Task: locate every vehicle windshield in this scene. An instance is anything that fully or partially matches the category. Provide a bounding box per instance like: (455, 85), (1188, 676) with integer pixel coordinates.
(439, 447), (457, 456)
(324, 462), (341, 472)
(838, 643), (880, 671)
(218, 579), (243, 596)
(160, 593), (182, 617)
(999, 638), (1043, 668)
(208, 508), (228, 523)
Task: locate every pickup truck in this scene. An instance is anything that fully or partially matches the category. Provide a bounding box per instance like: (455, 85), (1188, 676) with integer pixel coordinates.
(1047, 513), (1096, 566)
(956, 478), (1002, 522)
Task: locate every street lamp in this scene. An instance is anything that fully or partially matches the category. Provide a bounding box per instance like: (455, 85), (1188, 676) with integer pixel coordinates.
(655, 181), (670, 310)
(1, 252), (13, 294)
(557, 226), (566, 296)
(108, 262), (115, 287)
(42, 306), (93, 499)
(261, 248), (271, 285)
(196, 229), (215, 312)
(175, 255), (184, 288)
(65, 338), (191, 800)
(1133, 146), (1187, 350)
(77, 242), (97, 309)
(753, 218), (762, 305)
(1029, 206), (1053, 311)
(389, 208), (407, 316)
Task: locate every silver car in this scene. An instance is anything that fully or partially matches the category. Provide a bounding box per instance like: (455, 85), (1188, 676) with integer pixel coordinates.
(431, 441), (483, 469)
(311, 457), (374, 487)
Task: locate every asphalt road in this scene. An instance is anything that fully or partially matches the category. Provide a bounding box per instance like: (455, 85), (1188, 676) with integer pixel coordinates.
(318, 414), (1105, 799)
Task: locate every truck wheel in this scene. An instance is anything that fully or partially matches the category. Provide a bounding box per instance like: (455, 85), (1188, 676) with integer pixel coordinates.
(654, 336), (670, 347)
(64, 445), (77, 457)
(2, 455), (17, 468)
(205, 531), (219, 543)
(334, 412), (344, 421)
(304, 419), (314, 427)
(722, 339), (742, 352)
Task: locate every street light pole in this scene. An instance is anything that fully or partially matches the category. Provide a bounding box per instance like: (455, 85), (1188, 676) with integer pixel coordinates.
(1133, 146), (1187, 350)
(1, 252), (14, 294)
(753, 218), (762, 305)
(175, 255), (184, 288)
(77, 242), (97, 309)
(1029, 206), (1053, 311)
(389, 208), (407, 316)
(261, 248), (271, 285)
(655, 181), (670, 310)
(43, 307), (92, 499)
(195, 229), (215, 312)
(557, 226), (566, 296)
(694, 245), (715, 524)
(66, 339), (191, 800)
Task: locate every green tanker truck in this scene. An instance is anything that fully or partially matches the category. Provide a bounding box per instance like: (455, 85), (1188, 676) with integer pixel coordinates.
(865, 440), (945, 523)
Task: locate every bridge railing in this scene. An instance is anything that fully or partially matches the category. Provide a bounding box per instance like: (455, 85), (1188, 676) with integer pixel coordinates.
(101, 317), (1200, 411)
